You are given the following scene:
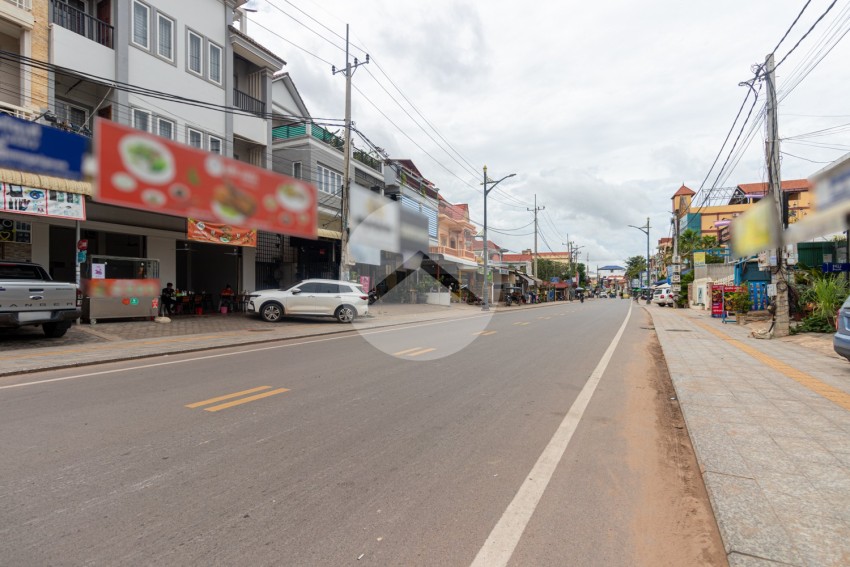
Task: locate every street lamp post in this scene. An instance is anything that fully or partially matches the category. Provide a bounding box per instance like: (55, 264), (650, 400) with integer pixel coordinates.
(628, 217), (651, 305)
(482, 166), (516, 311)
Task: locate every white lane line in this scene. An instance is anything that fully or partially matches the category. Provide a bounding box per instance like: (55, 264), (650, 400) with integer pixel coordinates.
(0, 314), (495, 391)
(470, 303), (633, 567)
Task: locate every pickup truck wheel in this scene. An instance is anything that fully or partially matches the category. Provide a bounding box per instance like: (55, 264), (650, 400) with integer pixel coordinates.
(43, 322), (70, 338)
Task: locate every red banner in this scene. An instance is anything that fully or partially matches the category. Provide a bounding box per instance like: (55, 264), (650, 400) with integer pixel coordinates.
(95, 119), (317, 238)
(187, 218), (256, 247)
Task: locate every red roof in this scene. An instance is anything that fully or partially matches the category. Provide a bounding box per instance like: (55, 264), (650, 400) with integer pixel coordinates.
(672, 185), (696, 197)
(737, 179), (811, 194)
(440, 201), (470, 221)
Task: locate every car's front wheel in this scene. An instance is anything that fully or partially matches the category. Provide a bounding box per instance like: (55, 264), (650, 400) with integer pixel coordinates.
(261, 302), (284, 322)
(335, 304), (356, 323)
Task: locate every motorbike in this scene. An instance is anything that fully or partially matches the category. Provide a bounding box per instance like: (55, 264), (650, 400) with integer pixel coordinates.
(368, 289), (379, 305)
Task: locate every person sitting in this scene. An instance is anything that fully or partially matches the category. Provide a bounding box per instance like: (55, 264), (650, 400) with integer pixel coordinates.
(160, 282), (176, 316)
(219, 284), (235, 312)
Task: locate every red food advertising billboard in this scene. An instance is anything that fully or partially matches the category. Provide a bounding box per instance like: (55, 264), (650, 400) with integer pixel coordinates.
(95, 119), (317, 238)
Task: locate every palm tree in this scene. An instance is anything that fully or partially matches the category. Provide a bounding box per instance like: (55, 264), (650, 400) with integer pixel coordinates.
(678, 229), (701, 268)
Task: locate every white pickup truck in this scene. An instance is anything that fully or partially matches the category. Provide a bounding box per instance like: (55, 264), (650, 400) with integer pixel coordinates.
(0, 261), (81, 338)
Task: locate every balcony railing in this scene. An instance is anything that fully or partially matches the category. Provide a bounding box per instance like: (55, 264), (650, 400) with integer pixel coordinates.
(353, 148), (381, 172)
(4, 0), (32, 11)
(311, 124), (344, 150)
(50, 0), (113, 48)
(233, 88), (265, 116)
(271, 123), (307, 140)
(0, 100), (36, 120)
(429, 246), (476, 261)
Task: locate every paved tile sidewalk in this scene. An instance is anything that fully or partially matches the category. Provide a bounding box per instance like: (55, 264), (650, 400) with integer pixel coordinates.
(648, 305), (850, 567)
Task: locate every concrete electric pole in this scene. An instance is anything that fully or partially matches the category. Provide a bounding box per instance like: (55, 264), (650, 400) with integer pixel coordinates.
(528, 195), (544, 278)
(332, 25), (368, 281)
(764, 53), (790, 337)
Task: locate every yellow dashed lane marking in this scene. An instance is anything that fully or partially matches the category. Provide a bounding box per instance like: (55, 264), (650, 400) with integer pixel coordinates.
(513, 322), (530, 326)
(186, 385), (290, 412)
(693, 321), (850, 411)
(407, 348), (436, 357)
(474, 331), (498, 336)
(186, 386), (271, 408)
(394, 347), (425, 356)
(204, 388), (289, 412)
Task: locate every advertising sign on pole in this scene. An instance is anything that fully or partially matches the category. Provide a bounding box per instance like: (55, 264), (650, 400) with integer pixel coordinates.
(0, 113), (88, 179)
(95, 119), (317, 238)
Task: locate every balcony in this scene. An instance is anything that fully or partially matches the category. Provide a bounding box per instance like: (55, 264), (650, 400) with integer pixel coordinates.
(429, 246), (476, 261)
(233, 88), (264, 117)
(0, 100), (35, 120)
(353, 148), (381, 172)
(50, 0), (112, 48)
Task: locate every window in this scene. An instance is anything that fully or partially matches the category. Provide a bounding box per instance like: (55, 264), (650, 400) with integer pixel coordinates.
(298, 282), (321, 293)
(208, 42), (222, 84)
(293, 162), (302, 179)
(133, 108), (151, 132)
(156, 13), (174, 61)
(317, 165), (342, 195)
(209, 136), (222, 155)
(188, 31), (203, 75)
(132, 1), (149, 49)
(187, 128), (203, 149)
(157, 118), (174, 140)
(55, 100), (88, 129)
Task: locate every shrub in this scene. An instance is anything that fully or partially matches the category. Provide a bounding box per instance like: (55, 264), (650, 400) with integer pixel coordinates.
(725, 291), (752, 313)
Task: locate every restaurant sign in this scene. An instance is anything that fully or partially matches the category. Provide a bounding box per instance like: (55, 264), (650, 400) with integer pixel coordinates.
(1, 183), (86, 220)
(95, 119), (317, 238)
(187, 218), (256, 247)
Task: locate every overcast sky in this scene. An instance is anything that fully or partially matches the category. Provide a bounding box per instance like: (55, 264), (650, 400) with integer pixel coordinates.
(248, 0), (850, 271)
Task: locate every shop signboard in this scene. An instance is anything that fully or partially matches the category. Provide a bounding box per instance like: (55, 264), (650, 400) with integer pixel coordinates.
(187, 218), (256, 247)
(95, 119), (317, 238)
(0, 113), (88, 180)
(710, 285), (725, 317)
(0, 183), (86, 220)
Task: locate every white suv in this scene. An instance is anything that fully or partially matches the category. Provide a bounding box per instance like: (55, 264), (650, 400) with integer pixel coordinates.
(652, 287), (674, 307)
(248, 279), (369, 323)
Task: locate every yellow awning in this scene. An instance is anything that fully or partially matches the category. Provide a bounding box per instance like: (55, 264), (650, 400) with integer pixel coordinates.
(318, 228), (342, 240)
(0, 168), (92, 196)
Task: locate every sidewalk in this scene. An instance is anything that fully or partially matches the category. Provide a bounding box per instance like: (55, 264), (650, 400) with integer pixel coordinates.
(0, 300), (560, 376)
(648, 305), (850, 567)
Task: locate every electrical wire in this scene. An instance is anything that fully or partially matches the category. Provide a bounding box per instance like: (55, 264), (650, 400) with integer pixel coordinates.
(776, 0), (840, 68)
(773, 0), (814, 53)
(780, 150), (834, 163)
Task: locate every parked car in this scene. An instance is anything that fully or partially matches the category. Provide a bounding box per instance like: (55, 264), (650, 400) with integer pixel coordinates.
(247, 279), (369, 323)
(652, 286), (674, 306)
(834, 294), (850, 362)
(0, 261), (81, 337)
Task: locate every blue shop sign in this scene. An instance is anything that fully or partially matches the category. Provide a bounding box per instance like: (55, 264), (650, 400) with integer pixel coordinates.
(0, 113), (87, 180)
(823, 262), (850, 273)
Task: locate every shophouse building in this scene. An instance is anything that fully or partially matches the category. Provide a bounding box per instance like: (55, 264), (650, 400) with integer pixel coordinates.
(1, 0), (288, 306)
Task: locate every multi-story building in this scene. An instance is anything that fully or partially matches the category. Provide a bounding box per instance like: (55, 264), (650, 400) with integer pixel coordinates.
(6, 0), (286, 296)
(270, 88), (387, 287)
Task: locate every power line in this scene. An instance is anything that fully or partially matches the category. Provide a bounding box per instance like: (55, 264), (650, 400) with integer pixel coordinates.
(776, 0), (840, 68)
(773, 0), (813, 53)
(780, 150), (834, 163)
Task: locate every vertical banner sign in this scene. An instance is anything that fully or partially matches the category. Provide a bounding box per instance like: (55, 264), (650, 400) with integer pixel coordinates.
(95, 120), (318, 238)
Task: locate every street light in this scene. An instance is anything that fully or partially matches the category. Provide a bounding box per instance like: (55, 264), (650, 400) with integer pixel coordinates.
(628, 217), (651, 305)
(562, 241), (584, 299)
(482, 166), (516, 311)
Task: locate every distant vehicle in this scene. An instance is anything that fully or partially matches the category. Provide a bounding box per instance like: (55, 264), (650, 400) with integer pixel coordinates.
(652, 286), (674, 307)
(247, 279), (369, 323)
(0, 261), (81, 338)
(503, 286), (524, 306)
(834, 294), (850, 362)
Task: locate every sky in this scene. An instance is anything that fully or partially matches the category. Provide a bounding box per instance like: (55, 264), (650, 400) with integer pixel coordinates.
(247, 0), (850, 272)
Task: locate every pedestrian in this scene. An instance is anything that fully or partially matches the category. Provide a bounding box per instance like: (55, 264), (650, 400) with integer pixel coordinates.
(219, 283), (235, 313)
(160, 282), (176, 316)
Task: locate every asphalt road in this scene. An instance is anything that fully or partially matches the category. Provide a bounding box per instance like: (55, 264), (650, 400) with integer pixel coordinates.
(0, 299), (725, 566)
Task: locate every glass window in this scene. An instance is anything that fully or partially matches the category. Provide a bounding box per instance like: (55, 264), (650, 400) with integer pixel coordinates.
(293, 162), (302, 179)
(157, 118), (174, 140)
(133, 109), (151, 132)
(55, 100), (87, 129)
(157, 13), (174, 60)
(298, 282), (320, 293)
(209, 136), (222, 155)
(208, 43), (222, 84)
(188, 31), (202, 75)
(187, 128), (203, 149)
(132, 1), (149, 49)
(323, 169), (330, 194)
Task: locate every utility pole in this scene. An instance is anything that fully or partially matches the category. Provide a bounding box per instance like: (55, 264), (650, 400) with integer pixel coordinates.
(765, 53), (790, 337)
(528, 195), (544, 278)
(671, 215), (681, 307)
(629, 217), (651, 304)
(332, 25), (368, 281)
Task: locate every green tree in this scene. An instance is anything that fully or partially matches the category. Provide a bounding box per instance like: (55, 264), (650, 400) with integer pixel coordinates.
(678, 229), (701, 267)
(624, 255), (647, 284)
